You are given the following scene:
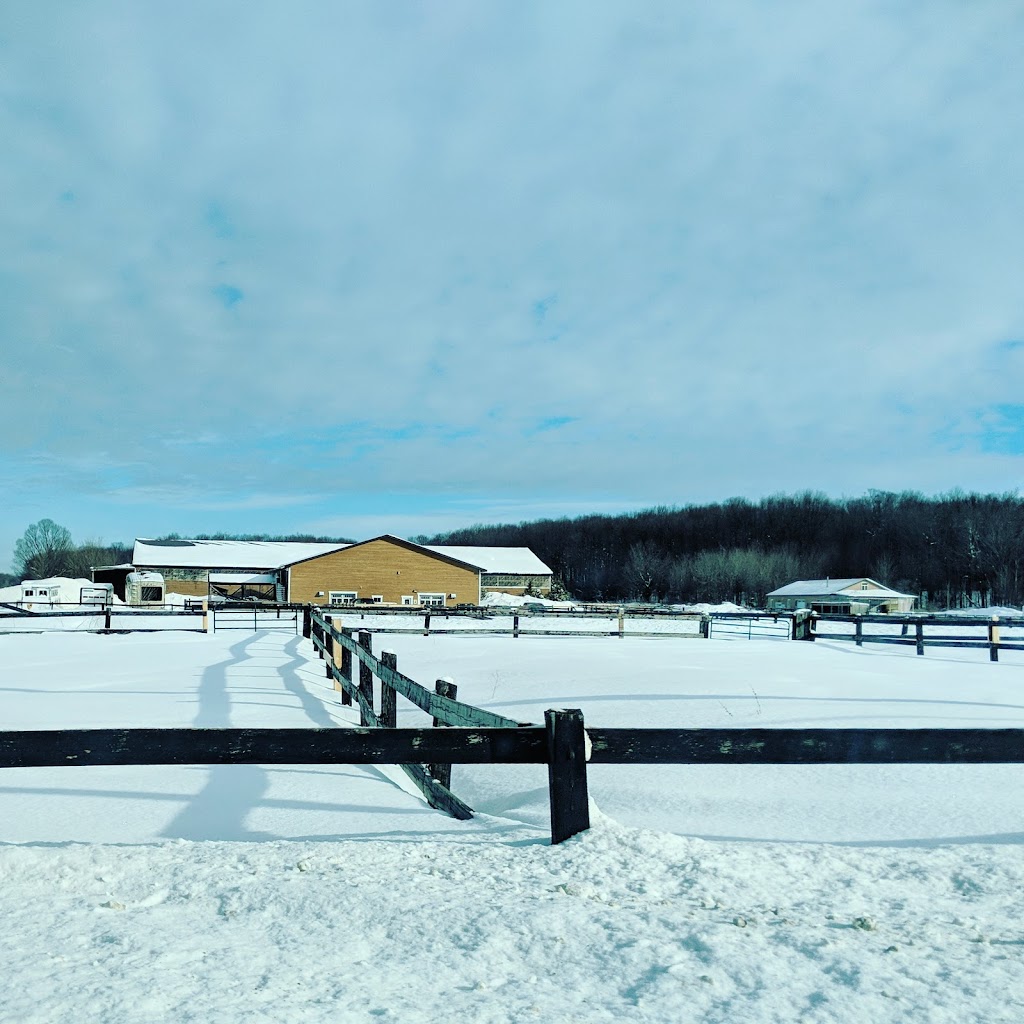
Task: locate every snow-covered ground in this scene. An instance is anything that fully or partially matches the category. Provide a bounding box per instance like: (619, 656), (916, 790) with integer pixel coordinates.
(1, 628), (1022, 1021)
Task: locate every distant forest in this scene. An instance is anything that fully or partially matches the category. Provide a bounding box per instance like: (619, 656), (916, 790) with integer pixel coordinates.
(421, 491), (1024, 609)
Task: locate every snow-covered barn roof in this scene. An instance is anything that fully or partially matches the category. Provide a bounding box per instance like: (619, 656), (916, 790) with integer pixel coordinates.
(133, 537), (551, 576)
(133, 539), (348, 570)
(425, 546), (552, 575)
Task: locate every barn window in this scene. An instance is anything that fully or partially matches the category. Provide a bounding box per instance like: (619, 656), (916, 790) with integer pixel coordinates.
(329, 591), (357, 605)
(419, 593), (446, 607)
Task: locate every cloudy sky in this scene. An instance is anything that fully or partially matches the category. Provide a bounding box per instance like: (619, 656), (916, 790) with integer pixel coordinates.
(2, 1), (1023, 566)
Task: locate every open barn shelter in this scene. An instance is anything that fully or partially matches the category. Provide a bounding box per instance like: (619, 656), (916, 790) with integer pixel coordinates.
(129, 536), (552, 607)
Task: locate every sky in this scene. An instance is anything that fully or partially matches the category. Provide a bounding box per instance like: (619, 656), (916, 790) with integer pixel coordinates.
(2, 0), (1023, 568)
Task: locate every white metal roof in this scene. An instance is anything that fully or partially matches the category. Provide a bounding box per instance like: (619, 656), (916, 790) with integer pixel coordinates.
(133, 539), (348, 570)
(425, 545), (553, 575)
(767, 578), (915, 599)
(133, 537), (551, 576)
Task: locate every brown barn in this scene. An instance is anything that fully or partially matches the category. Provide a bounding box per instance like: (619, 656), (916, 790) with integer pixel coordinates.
(131, 536), (552, 607)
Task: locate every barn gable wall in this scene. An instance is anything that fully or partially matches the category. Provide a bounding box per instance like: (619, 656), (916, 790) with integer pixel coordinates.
(287, 538), (480, 606)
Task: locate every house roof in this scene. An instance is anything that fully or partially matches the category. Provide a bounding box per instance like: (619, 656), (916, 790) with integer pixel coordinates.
(767, 578), (915, 599)
(133, 539), (348, 570)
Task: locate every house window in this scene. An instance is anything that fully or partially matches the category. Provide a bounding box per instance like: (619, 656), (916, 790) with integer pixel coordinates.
(371, 595), (383, 603)
(401, 595), (416, 606)
(23, 590), (34, 597)
(329, 591), (357, 605)
(419, 593), (446, 607)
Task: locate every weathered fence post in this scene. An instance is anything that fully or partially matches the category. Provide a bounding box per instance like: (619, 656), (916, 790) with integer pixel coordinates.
(430, 678), (457, 788)
(358, 630), (374, 726)
(855, 617), (863, 647)
(700, 614), (710, 639)
(380, 651), (398, 727)
(989, 616), (1000, 663)
(546, 708), (591, 845)
(302, 606), (312, 639)
(330, 624), (346, 694)
(618, 608), (625, 639)
(202, 598), (210, 635)
(513, 614), (520, 638)
(340, 629), (353, 706)
(916, 621), (925, 656)
(324, 615), (335, 684)
(423, 612), (431, 637)
(104, 607), (112, 630)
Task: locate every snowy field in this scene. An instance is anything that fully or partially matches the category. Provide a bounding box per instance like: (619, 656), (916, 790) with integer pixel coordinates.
(1, 627), (1023, 1022)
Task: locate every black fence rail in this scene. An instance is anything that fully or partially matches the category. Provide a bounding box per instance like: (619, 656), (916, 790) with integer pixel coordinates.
(318, 607), (813, 641)
(811, 613), (1024, 661)
(2, 719), (1023, 846)
(0, 606), (206, 634)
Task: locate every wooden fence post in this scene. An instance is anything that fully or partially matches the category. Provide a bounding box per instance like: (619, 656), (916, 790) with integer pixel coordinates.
(989, 616), (1000, 663)
(916, 621), (925, 656)
(430, 678), (457, 788)
(340, 629), (353, 706)
(104, 607), (112, 630)
(700, 614), (710, 639)
(618, 608), (625, 638)
(302, 606), (312, 639)
(855, 617), (863, 647)
(324, 615), (335, 683)
(546, 708), (591, 845)
(513, 614), (520, 639)
(380, 651), (398, 728)
(423, 612), (431, 636)
(202, 598), (210, 634)
(358, 630), (374, 727)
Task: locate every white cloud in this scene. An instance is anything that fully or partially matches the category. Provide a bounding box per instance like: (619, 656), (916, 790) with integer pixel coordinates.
(1, 0), (1023, 562)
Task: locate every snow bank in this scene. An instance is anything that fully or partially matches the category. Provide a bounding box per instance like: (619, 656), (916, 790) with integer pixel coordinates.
(480, 591), (576, 609)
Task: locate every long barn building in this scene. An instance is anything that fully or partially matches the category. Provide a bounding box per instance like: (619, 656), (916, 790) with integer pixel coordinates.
(130, 536), (553, 607)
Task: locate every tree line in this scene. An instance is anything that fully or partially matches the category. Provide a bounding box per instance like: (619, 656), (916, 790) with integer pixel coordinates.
(421, 491), (1024, 609)
(12, 493), (1024, 609)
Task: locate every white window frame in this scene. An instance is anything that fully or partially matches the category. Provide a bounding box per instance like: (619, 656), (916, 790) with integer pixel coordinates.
(329, 591), (358, 605)
(370, 595), (384, 604)
(419, 592), (446, 607)
(401, 595), (416, 606)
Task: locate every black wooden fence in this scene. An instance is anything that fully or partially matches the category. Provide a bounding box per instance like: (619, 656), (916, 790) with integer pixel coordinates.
(0, 606), (205, 633)
(811, 613), (1024, 661)
(1, 606), (1022, 845)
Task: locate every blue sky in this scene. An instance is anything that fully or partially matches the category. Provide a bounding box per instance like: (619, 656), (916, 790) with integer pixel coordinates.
(2, 1), (1023, 567)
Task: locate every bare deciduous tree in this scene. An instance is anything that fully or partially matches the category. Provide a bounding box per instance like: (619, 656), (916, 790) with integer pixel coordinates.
(13, 519), (74, 580)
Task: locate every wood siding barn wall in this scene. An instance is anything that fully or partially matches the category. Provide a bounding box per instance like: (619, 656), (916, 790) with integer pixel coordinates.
(287, 539), (480, 606)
